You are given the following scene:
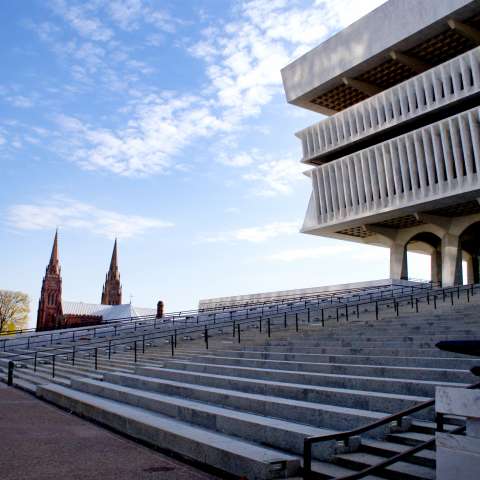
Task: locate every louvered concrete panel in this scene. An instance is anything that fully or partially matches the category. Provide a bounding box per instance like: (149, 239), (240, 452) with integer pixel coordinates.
(303, 106), (480, 233)
(297, 47), (480, 163)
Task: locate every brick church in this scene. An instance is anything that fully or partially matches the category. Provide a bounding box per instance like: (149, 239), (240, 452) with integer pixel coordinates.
(36, 231), (158, 331)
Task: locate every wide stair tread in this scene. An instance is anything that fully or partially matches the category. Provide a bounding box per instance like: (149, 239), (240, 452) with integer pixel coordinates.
(38, 383), (300, 479)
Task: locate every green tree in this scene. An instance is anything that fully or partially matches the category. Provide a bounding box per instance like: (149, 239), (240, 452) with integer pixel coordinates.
(0, 290), (30, 333)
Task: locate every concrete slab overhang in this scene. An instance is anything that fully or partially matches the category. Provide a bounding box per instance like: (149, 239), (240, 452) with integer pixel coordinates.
(281, 0), (480, 114)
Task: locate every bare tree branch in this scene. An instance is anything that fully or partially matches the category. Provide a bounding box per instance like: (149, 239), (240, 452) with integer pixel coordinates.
(0, 290), (30, 333)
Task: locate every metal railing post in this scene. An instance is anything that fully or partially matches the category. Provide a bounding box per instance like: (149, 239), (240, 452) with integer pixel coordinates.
(95, 348), (98, 370)
(375, 301), (379, 321)
(174, 329), (177, 348)
(142, 335), (145, 354)
(304, 440), (312, 478)
(108, 341), (111, 360)
(237, 324), (241, 343)
(34, 352), (38, 372)
(451, 291), (454, 305)
(345, 304), (348, 322)
(295, 313), (299, 332)
(415, 298), (419, 313)
(7, 361), (14, 386)
(434, 295), (437, 309)
(52, 355), (56, 378)
(267, 318), (271, 338)
(307, 308), (310, 323)
(321, 308), (324, 327)
(171, 335), (174, 356)
(336, 307), (339, 322)
(284, 312), (287, 329)
(233, 320), (236, 337)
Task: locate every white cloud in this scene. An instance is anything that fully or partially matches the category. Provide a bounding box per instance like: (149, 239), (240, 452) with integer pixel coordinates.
(200, 221), (299, 243)
(55, 93), (229, 176)
(265, 245), (353, 262)
(190, 0), (387, 121)
(30, 0), (386, 178)
(243, 158), (305, 196)
(8, 96), (34, 108)
(50, 0), (114, 42)
(7, 196), (173, 239)
(218, 152), (254, 167)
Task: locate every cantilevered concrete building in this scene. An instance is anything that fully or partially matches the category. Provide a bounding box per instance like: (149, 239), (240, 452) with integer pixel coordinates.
(282, 0), (480, 286)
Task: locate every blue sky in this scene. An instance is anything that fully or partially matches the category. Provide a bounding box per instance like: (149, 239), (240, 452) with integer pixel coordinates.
(0, 0), (431, 326)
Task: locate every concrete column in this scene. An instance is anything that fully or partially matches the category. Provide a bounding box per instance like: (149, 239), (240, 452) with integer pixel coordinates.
(431, 248), (442, 284)
(473, 254), (480, 284)
(390, 242), (408, 280)
(442, 234), (462, 286)
(463, 251), (474, 285)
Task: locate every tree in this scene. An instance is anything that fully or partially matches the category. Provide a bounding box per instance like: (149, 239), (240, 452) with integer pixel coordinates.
(0, 290), (30, 333)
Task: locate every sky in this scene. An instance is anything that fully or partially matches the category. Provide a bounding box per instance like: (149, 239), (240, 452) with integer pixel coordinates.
(0, 0), (432, 327)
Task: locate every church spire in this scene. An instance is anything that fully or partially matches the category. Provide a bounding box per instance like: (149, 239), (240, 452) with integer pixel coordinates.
(47, 229), (60, 275)
(101, 239), (122, 305)
(37, 230), (63, 331)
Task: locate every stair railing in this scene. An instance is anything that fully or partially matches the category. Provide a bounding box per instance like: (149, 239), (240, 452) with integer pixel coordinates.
(1, 281), (472, 385)
(0, 282), (434, 353)
(303, 380), (480, 479)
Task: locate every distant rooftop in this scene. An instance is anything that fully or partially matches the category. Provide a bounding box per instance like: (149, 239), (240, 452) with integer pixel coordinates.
(62, 301), (156, 322)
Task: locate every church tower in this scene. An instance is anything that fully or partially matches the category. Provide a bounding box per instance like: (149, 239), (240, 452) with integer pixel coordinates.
(101, 239), (122, 305)
(37, 230), (63, 331)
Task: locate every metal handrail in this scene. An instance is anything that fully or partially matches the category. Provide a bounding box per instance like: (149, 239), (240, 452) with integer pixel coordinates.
(0, 282), (435, 352)
(0, 281), (461, 363)
(303, 359), (480, 479)
(312, 380), (480, 480)
(0, 280), (432, 338)
(1, 281), (469, 385)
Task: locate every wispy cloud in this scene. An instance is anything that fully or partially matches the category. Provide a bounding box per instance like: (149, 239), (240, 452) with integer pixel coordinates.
(199, 221), (299, 243)
(242, 157), (305, 196)
(264, 245), (352, 262)
(54, 93), (228, 176)
(19, 1), (385, 178)
(7, 196), (173, 239)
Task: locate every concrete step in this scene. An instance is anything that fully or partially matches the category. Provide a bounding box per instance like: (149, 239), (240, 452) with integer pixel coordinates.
(309, 459), (384, 479)
(181, 354), (475, 383)
(156, 360), (466, 397)
(185, 349), (478, 369)
(37, 383), (300, 479)
(103, 371), (391, 434)
(131, 367), (433, 418)
(72, 377), (340, 460)
(333, 451), (435, 480)
(361, 439), (436, 468)
(234, 345), (470, 357)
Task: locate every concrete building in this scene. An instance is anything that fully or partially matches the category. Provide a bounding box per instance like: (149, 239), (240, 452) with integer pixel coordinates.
(281, 0), (480, 287)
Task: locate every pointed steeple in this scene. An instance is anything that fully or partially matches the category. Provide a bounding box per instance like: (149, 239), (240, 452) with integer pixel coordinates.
(101, 239), (122, 305)
(110, 238), (118, 271)
(47, 229), (60, 275)
(37, 230), (63, 331)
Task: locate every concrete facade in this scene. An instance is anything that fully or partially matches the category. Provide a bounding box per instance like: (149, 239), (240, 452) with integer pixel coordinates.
(436, 387), (480, 479)
(282, 0), (480, 286)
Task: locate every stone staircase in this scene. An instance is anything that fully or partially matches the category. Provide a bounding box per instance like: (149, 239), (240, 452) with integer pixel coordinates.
(1, 289), (480, 479)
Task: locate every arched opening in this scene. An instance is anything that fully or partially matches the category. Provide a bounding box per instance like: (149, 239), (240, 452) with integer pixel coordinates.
(405, 232), (442, 283)
(459, 221), (480, 284)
